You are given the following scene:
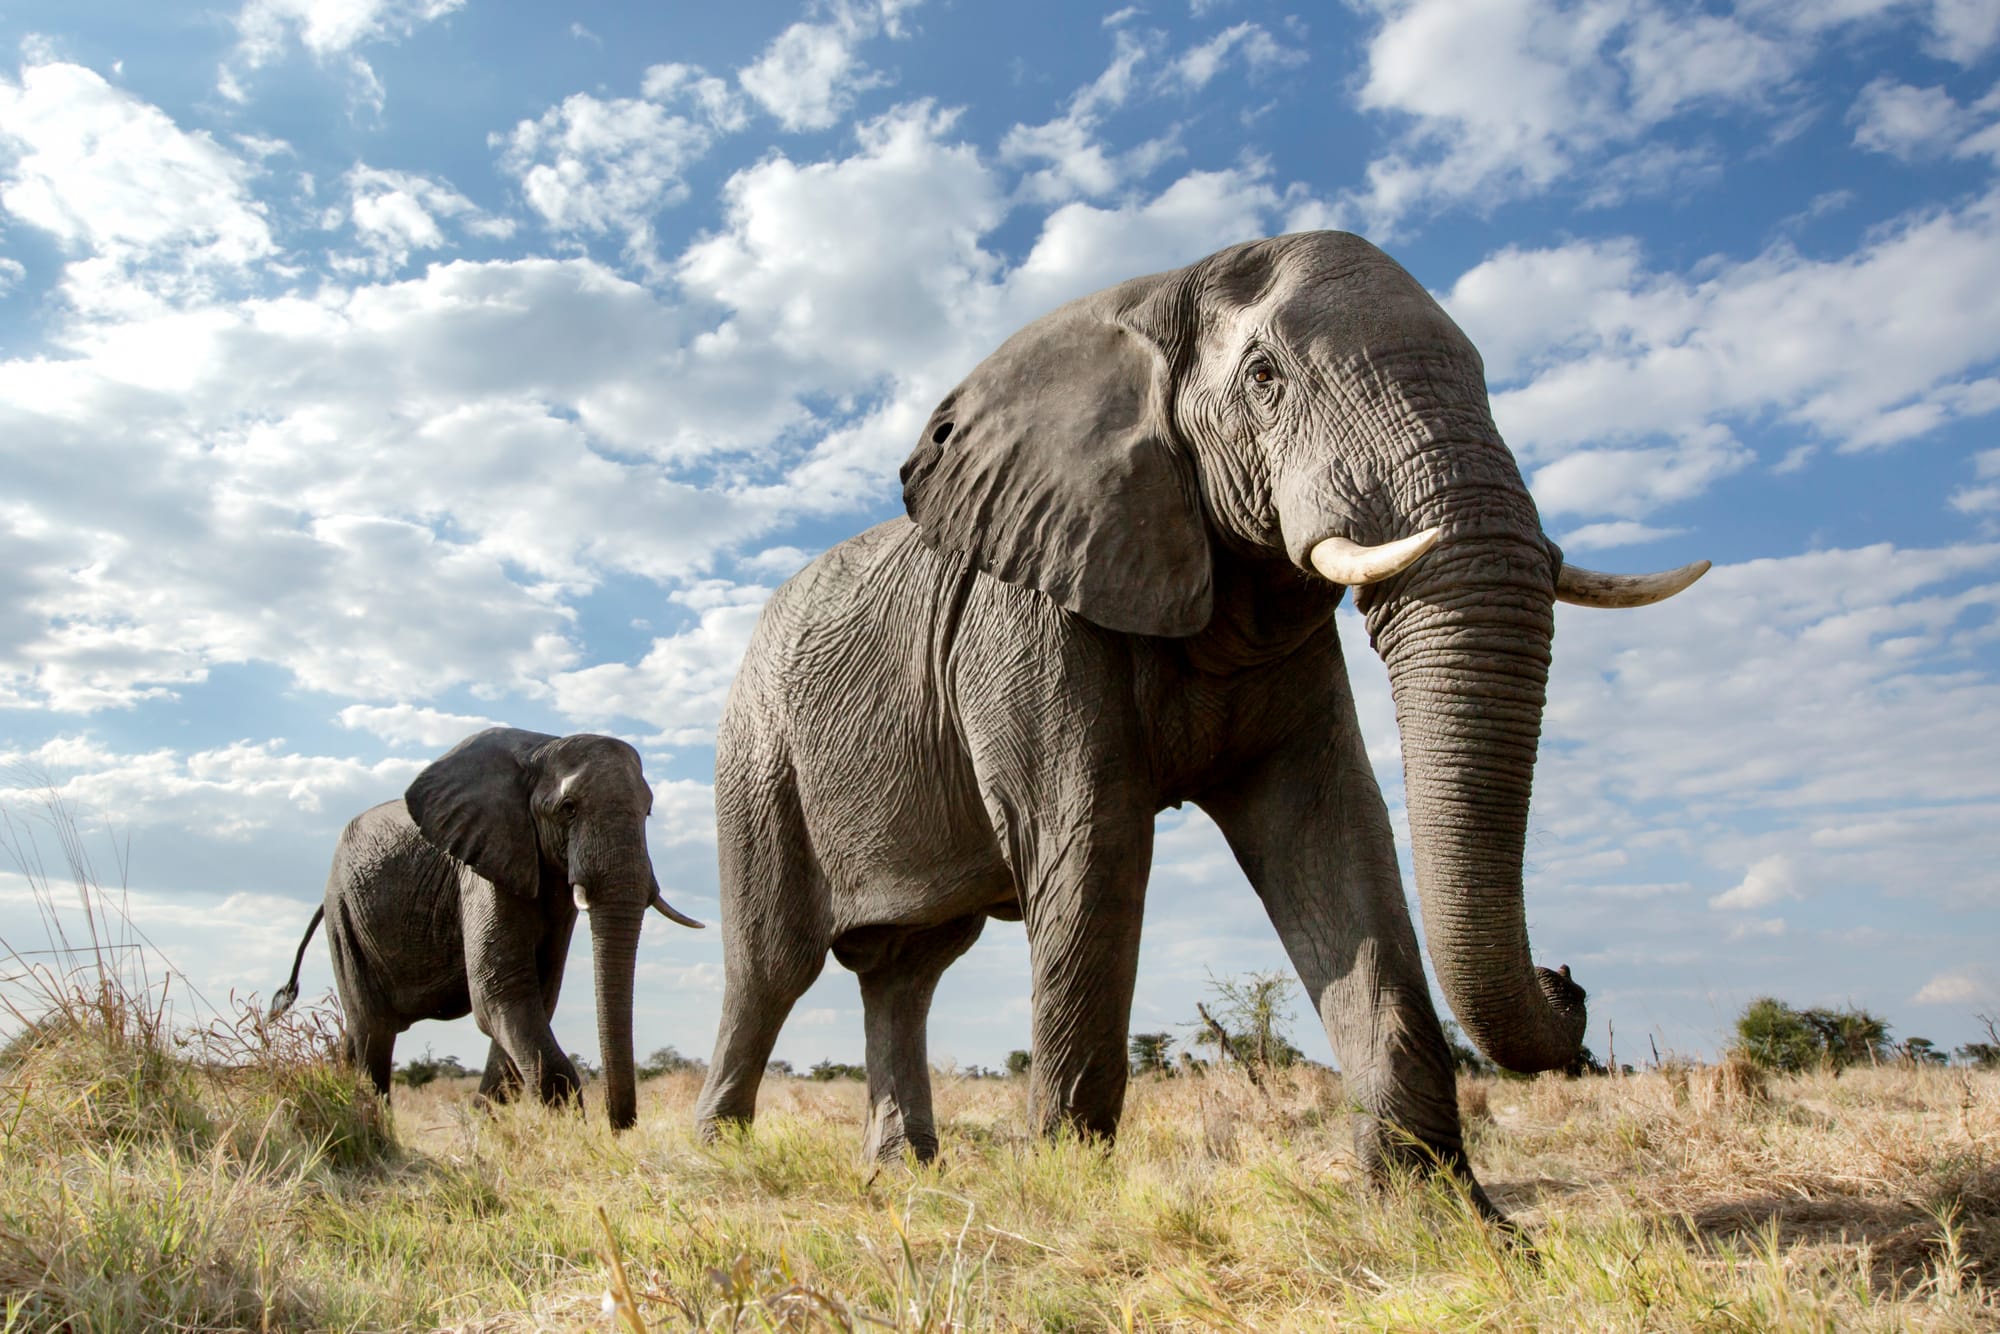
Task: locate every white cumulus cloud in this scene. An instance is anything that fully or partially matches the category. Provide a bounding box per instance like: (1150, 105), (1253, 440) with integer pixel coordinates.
(736, 0), (920, 132)
(0, 60), (275, 301)
(221, 0), (464, 109)
(495, 68), (743, 275)
(1440, 189), (2000, 518)
(1912, 970), (1994, 1006)
(335, 703), (504, 749)
(1711, 854), (1799, 911)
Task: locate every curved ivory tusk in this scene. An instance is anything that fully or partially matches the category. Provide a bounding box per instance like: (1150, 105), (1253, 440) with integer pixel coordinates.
(652, 891), (706, 929)
(1555, 559), (1711, 608)
(572, 883), (590, 911)
(1308, 526), (1442, 587)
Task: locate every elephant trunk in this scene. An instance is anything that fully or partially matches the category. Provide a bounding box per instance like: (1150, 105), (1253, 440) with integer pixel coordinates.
(1368, 533), (1587, 1074)
(589, 903), (642, 1131)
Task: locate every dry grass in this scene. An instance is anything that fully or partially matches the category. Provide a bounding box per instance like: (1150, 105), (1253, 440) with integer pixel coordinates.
(3, 794), (1997, 1329)
(6, 1030), (1999, 1331)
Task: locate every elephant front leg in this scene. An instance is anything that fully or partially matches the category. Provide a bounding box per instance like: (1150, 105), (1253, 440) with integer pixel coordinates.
(956, 597), (1156, 1144)
(1199, 684), (1492, 1213)
(479, 897), (578, 1107)
(476, 1043), (523, 1104)
(855, 915), (986, 1163)
(1022, 845), (1150, 1142)
(464, 881), (582, 1111)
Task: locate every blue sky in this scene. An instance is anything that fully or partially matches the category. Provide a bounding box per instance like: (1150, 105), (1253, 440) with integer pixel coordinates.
(1, 0), (1996, 1075)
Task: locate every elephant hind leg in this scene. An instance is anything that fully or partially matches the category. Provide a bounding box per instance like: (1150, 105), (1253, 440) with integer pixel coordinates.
(347, 1022), (396, 1100)
(855, 914), (986, 1164)
(696, 950), (826, 1138)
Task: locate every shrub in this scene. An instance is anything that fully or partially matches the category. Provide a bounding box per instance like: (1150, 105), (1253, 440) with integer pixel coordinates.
(1734, 997), (1823, 1073)
(1442, 1019), (1494, 1076)
(639, 1045), (704, 1077)
(1959, 1041), (2000, 1070)
(1800, 1005), (1891, 1070)
(807, 1059), (865, 1081)
(1190, 971), (1301, 1071)
(394, 1048), (473, 1088)
(1733, 997), (1896, 1074)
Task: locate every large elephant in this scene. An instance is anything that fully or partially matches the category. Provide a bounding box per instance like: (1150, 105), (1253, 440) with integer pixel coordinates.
(692, 231), (1705, 1207)
(270, 728), (703, 1130)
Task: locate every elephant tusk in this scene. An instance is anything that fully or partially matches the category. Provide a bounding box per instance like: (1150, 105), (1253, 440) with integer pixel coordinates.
(1555, 559), (1711, 608)
(573, 883), (590, 911)
(652, 891), (705, 929)
(1308, 527), (1442, 587)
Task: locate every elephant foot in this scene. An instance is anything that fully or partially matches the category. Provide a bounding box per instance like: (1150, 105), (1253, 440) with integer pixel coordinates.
(695, 1112), (750, 1146)
(862, 1102), (939, 1165)
(1358, 1125), (1515, 1215)
(866, 1131), (940, 1166)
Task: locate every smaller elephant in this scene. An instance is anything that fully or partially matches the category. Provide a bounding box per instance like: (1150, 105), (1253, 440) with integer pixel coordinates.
(270, 727), (703, 1129)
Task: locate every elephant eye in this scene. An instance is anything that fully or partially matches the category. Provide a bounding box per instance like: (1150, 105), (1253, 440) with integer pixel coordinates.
(1248, 361), (1277, 387)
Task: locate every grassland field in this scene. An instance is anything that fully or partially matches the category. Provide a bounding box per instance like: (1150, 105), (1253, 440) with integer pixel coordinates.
(3, 986), (1999, 1332)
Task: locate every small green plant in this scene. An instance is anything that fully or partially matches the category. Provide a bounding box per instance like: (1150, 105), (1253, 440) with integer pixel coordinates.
(1188, 970), (1303, 1071)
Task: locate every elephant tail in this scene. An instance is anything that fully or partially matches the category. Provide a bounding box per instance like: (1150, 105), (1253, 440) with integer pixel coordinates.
(269, 905), (324, 1019)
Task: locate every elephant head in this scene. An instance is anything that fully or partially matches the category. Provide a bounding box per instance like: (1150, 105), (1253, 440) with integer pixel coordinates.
(404, 728), (702, 1128)
(902, 231), (1704, 1074)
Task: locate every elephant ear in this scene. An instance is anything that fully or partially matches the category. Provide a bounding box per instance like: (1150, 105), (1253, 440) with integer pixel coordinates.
(899, 283), (1213, 638)
(404, 727), (560, 900)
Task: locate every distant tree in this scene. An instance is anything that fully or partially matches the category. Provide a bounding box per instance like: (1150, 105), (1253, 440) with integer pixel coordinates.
(1958, 1013), (2000, 1070)
(1734, 997), (1821, 1074)
(394, 1047), (472, 1088)
(1441, 1019), (1494, 1076)
(1735, 998), (1894, 1074)
(638, 1046), (703, 1078)
(1959, 1043), (2000, 1070)
(1800, 1006), (1891, 1072)
(1191, 971), (1301, 1070)
(808, 1059), (865, 1081)
(1897, 1036), (1946, 1067)
(766, 1058), (795, 1077)
(1005, 1049), (1032, 1077)
(569, 1052), (601, 1080)
(1129, 1031), (1177, 1076)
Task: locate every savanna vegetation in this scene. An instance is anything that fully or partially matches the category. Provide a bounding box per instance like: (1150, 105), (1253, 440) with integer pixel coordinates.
(7, 992), (2000, 1331)
(5, 798), (1999, 1330)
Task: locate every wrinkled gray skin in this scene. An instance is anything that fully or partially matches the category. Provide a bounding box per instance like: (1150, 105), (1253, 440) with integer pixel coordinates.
(271, 728), (694, 1131)
(695, 232), (1678, 1209)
